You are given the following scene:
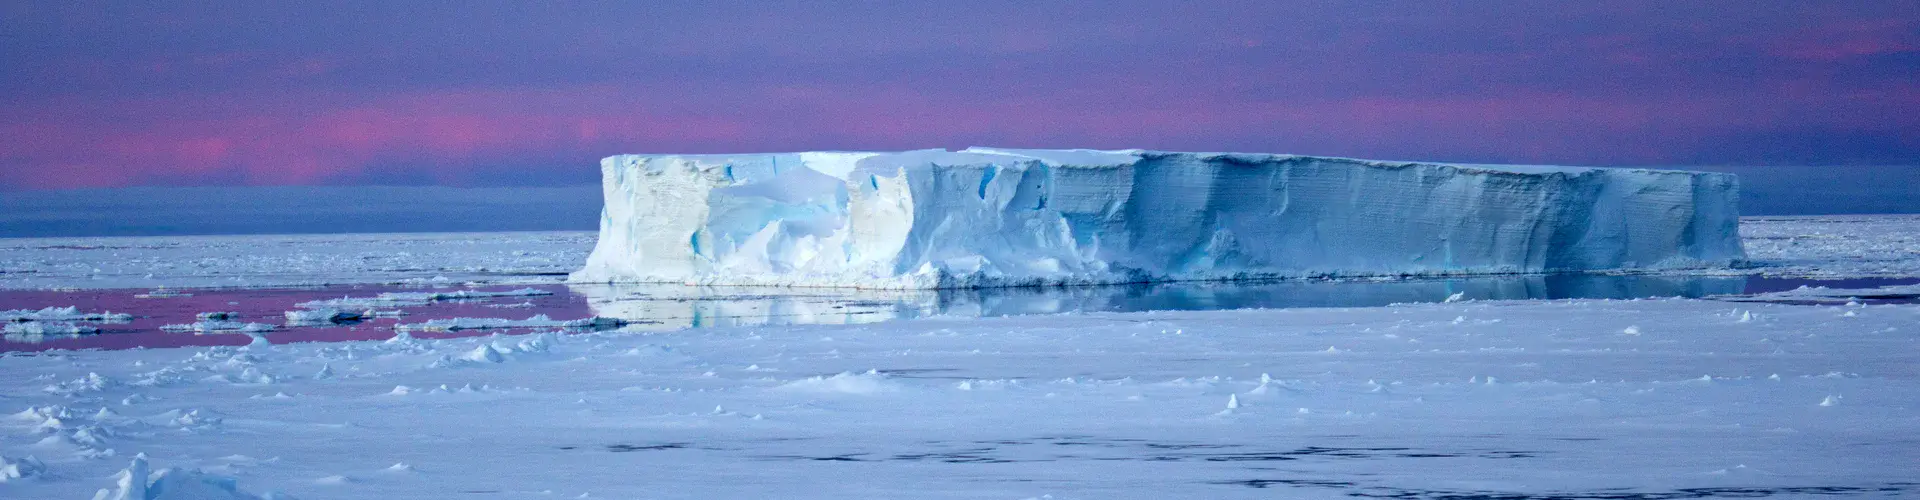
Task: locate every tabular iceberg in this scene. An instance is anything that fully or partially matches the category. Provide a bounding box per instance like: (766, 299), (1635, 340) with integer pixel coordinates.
(572, 148), (1743, 289)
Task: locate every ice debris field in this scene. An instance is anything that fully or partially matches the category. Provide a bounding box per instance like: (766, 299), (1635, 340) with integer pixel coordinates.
(1, 149), (1918, 499)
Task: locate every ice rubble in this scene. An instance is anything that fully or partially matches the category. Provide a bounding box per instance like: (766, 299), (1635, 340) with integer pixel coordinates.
(282, 308), (364, 325)
(573, 148), (1745, 289)
(294, 288), (551, 310)
(393, 314), (624, 332)
(160, 321), (276, 334)
(2, 306), (133, 323)
(91, 456), (282, 500)
(1723, 283), (1920, 304)
(283, 288), (554, 325)
(1, 454), (46, 482)
(4, 321), (100, 335)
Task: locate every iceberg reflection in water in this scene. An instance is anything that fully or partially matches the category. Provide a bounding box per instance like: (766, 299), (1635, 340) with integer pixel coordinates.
(574, 274), (1749, 330)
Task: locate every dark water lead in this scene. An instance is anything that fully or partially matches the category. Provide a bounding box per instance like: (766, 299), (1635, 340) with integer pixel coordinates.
(3, 274), (1914, 353)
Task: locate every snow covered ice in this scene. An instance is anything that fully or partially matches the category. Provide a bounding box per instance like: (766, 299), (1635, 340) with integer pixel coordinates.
(2, 205), (1918, 498)
(0, 232), (593, 290)
(3, 307), (132, 323)
(2, 294), (1917, 499)
(393, 314), (623, 332)
(575, 148), (1745, 288)
(158, 321), (275, 334)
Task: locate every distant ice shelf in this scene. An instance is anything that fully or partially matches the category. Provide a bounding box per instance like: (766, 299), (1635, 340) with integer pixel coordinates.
(572, 148), (1745, 289)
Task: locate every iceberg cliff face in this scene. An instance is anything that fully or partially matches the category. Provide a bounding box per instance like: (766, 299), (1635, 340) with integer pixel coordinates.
(573, 148), (1744, 289)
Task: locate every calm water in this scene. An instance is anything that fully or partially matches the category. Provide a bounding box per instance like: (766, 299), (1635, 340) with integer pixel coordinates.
(3, 275), (1914, 353)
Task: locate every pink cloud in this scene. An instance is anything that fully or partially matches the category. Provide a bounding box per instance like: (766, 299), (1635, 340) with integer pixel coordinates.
(1, 88), (757, 188)
(4, 66), (1915, 191)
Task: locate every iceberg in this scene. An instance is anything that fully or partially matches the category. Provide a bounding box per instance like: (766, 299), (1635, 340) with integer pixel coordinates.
(572, 148), (1744, 289)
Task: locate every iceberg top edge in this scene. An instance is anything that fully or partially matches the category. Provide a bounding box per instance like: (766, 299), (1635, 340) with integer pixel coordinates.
(599, 148), (1731, 179)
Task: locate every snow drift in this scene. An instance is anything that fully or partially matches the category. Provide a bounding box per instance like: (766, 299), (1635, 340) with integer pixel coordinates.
(573, 148), (1744, 289)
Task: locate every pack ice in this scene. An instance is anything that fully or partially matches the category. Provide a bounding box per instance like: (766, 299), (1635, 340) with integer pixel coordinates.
(573, 148), (1744, 289)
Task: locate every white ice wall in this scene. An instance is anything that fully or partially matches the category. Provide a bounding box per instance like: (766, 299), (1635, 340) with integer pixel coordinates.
(573, 148), (1744, 289)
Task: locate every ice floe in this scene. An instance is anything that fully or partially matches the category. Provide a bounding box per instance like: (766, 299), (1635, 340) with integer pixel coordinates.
(394, 315), (624, 332)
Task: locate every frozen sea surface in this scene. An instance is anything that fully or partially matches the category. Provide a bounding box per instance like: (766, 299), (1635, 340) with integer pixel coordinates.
(1, 296), (1916, 499)
(1738, 214), (1920, 278)
(0, 231), (593, 291)
(0, 215), (1917, 499)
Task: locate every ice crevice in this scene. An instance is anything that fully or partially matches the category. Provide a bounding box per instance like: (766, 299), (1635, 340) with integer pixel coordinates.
(572, 148), (1745, 289)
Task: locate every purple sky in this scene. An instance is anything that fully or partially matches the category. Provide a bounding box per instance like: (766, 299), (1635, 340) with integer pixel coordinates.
(3, 2), (1917, 191)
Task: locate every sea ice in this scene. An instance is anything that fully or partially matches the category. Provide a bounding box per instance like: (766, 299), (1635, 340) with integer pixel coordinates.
(1724, 284), (1920, 303)
(295, 287), (551, 310)
(91, 456), (279, 500)
(574, 148), (1745, 288)
(132, 289), (192, 299)
(4, 321), (101, 335)
(775, 370), (900, 394)
(281, 308), (364, 325)
(279, 287), (556, 326)
(2, 306), (132, 323)
(0, 231), (595, 290)
(393, 314), (623, 332)
(160, 321), (276, 334)
(3, 297), (1914, 499)
(1739, 214), (1920, 278)
(1, 454), (46, 482)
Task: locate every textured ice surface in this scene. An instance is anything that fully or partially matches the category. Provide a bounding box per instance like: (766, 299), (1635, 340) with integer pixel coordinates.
(3, 321), (100, 335)
(90, 456), (278, 500)
(0, 231), (594, 290)
(1726, 283), (1920, 303)
(281, 308), (364, 326)
(2, 297), (1914, 499)
(394, 314), (622, 332)
(574, 148), (1746, 288)
(1, 216), (1913, 498)
(2, 306), (132, 322)
(1738, 214), (1920, 278)
(159, 321), (275, 334)
(1, 454), (46, 482)
(296, 288), (552, 310)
